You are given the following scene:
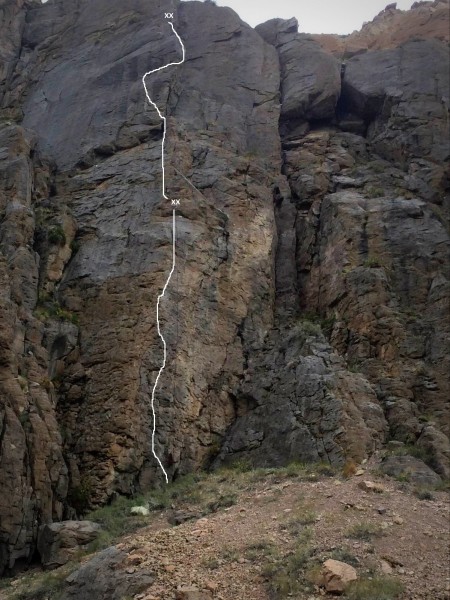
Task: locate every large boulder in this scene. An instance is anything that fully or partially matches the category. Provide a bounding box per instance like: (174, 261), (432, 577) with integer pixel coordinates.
(37, 521), (101, 569)
(320, 559), (358, 593)
(380, 455), (442, 487)
(416, 426), (450, 479)
(60, 546), (155, 600)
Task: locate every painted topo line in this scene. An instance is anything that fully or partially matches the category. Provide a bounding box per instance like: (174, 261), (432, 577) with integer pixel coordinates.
(142, 21), (185, 199)
(142, 21), (185, 483)
(150, 209), (176, 484)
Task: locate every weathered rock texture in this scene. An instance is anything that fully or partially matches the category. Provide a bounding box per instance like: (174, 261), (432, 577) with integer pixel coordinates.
(37, 520), (101, 569)
(320, 558), (358, 593)
(0, 123), (68, 574)
(313, 0), (450, 56)
(61, 546), (155, 600)
(0, 0), (448, 573)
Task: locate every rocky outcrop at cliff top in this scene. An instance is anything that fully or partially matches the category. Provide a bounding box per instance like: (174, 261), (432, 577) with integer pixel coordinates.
(256, 18), (341, 121)
(0, 0), (448, 574)
(312, 0), (450, 56)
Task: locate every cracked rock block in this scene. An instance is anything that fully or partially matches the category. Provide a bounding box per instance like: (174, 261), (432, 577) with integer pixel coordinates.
(37, 521), (101, 569)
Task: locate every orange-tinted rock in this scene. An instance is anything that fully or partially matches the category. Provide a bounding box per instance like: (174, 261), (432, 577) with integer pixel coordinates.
(320, 559), (358, 593)
(312, 0), (449, 55)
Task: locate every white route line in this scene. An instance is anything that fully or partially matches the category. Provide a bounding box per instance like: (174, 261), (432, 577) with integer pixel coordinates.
(142, 21), (185, 199)
(150, 209), (176, 484)
(142, 21), (185, 483)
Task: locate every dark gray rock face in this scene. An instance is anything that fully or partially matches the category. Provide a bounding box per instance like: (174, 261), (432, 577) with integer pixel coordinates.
(380, 455), (442, 487)
(216, 324), (387, 468)
(61, 547), (154, 600)
(341, 39), (449, 202)
(0, 0), (449, 575)
(19, 0), (177, 169)
(0, 0), (26, 111)
(256, 18), (341, 122)
(49, 0), (282, 507)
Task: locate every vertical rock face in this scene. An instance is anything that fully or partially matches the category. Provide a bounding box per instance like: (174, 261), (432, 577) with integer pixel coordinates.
(256, 18), (341, 122)
(0, 124), (68, 574)
(341, 39), (449, 201)
(0, 0), (448, 573)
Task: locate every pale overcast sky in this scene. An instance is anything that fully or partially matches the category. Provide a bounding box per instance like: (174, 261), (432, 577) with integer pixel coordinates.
(198, 0), (415, 34)
(39, 0), (417, 35)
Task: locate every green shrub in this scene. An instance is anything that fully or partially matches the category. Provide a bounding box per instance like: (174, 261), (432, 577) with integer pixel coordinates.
(434, 479), (450, 492)
(395, 472), (411, 483)
(221, 546), (239, 562)
(346, 522), (383, 540)
(202, 557), (220, 570)
(261, 529), (313, 598)
(386, 443), (434, 468)
(345, 575), (404, 599)
(365, 186), (384, 198)
(414, 488), (434, 501)
(53, 306), (79, 324)
(68, 477), (93, 514)
(321, 316), (336, 338)
(394, 187), (415, 199)
(11, 570), (67, 600)
(48, 225), (66, 246)
(85, 494), (150, 551)
(297, 320), (322, 336)
(283, 461), (308, 478)
(316, 462), (336, 477)
(347, 359), (363, 373)
(364, 256), (383, 268)
(329, 547), (359, 566)
(296, 313), (336, 338)
(244, 539), (277, 562)
(286, 508), (317, 531)
(34, 299), (79, 325)
(207, 493), (237, 512)
(227, 457), (253, 473)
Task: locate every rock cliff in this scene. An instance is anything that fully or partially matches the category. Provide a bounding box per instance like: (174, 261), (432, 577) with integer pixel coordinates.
(0, 0), (448, 574)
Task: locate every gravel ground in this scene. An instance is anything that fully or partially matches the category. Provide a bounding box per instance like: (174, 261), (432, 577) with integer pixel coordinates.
(115, 462), (449, 600)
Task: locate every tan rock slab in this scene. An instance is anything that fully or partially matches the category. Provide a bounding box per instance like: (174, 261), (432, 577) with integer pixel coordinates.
(175, 587), (213, 600)
(381, 559), (394, 575)
(320, 559), (358, 593)
(358, 480), (385, 493)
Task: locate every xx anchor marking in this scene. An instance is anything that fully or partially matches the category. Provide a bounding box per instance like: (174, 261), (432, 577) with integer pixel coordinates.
(171, 199), (181, 206)
(165, 13), (174, 19)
